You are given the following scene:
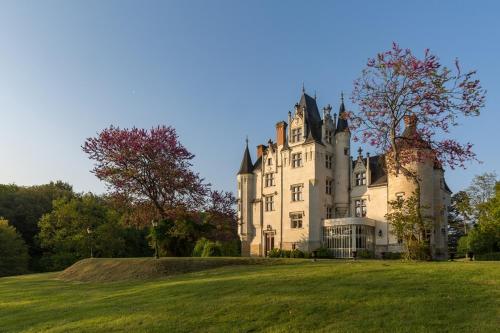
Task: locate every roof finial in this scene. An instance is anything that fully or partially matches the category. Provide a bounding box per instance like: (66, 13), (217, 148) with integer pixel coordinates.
(245, 136), (249, 147)
(341, 91), (344, 103)
(302, 82), (305, 93)
(314, 90), (317, 100)
(358, 146), (363, 157)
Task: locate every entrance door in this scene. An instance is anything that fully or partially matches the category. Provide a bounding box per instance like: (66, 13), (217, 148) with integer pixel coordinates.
(265, 233), (275, 256)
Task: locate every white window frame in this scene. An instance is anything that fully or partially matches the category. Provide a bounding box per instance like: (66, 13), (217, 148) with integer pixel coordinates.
(292, 153), (302, 168)
(290, 213), (303, 229)
(291, 184), (303, 202)
(326, 179), (333, 195)
(355, 199), (367, 217)
(326, 205), (333, 219)
(291, 128), (302, 143)
(355, 172), (366, 186)
(265, 195), (274, 212)
(325, 154), (332, 169)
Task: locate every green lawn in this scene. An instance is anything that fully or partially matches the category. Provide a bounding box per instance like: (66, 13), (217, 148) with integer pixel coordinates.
(0, 260), (498, 332)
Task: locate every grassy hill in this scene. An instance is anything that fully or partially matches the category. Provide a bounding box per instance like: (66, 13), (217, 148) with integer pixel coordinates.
(0, 259), (498, 332)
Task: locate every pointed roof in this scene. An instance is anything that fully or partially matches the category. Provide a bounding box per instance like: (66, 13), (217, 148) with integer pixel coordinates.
(335, 93), (349, 134)
(237, 142), (254, 175)
(298, 92), (323, 143)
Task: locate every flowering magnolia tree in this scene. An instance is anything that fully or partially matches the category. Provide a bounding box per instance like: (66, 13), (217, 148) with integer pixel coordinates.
(82, 125), (209, 223)
(349, 43), (486, 257)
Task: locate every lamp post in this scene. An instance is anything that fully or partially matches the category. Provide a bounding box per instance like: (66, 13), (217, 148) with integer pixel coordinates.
(151, 220), (159, 259)
(86, 226), (93, 258)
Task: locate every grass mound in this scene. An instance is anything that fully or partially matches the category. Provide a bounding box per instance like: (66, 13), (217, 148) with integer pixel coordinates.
(58, 257), (298, 282)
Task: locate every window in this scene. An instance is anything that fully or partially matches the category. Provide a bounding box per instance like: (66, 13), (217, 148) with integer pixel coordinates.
(355, 172), (366, 186)
(265, 173), (275, 187)
(396, 192), (404, 201)
(325, 130), (333, 144)
(292, 153), (302, 168)
(344, 148), (349, 156)
(265, 196), (274, 212)
(326, 179), (333, 195)
(325, 155), (332, 169)
(355, 199), (367, 217)
(267, 158), (272, 166)
(290, 213), (303, 228)
(326, 206), (333, 219)
(291, 128), (302, 142)
(291, 184), (303, 201)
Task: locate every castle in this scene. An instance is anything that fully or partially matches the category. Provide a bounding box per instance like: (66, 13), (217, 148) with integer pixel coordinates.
(236, 90), (451, 259)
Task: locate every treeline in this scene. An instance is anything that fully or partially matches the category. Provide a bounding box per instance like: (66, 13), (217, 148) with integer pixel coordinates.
(449, 172), (500, 259)
(0, 181), (239, 276)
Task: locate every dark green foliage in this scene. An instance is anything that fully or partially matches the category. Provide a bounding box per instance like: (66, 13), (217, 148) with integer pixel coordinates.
(267, 248), (282, 258)
(219, 239), (241, 257)
(475, 252), (500, 261)
(0, 219), (29, 277)
(0, 182), (74, 270)
(201, 241), (222, 257)
(38, 194), (128, 271)
(315, 247), (331, 258)
(192, 238), (209, 257)
(290, 249), (305, 258)
(357, 250), (375, 259)
(383, 252), (402, 260)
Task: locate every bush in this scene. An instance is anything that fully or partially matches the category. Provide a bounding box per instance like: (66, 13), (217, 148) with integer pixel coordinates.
(192, 238), (209, 257)
(290, 249), (305, 258)
(475, 252), (500, 261)
(220, 239), (241, 257)
(315, 247), (331, 258)
(357, 250), (375, 259)
(0, 219), (29, 277)
(267, 248), (282, 258)
(201, 241), (222, 257)
(382, 252), (402, 260)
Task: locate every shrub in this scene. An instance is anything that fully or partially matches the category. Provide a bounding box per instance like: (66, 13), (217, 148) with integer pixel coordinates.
(475, 252), (500, 261)
(0, 219), (29, 277)
(357, 250), (375, 259)
(201, 241), (223, 257)
(383, 252), (402, 260)
(192, 238), (209, 257)
(267, 248), (282, 258)
(457, 235), (470, 257)
(290, 249), (305, 258)
(220, 239), (241, 257)
(315, 247), (331, 258)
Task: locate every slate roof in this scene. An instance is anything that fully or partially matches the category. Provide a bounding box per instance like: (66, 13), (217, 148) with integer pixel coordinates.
(352, 154), (388, 186)
(298, 93), (323, 144)
(237, 144), (254, 175)
(335, 99), (349, 134)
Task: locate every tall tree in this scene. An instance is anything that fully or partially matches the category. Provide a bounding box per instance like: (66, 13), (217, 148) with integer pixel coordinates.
(0, 219), (29, 277)
(350, 43), (486, 255)
(82, 125), (209, 224)
(466, 172), (497, 221)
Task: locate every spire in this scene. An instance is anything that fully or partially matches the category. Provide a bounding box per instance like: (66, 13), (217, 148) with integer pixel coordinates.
(302, 82), (305, 94)
(335, 92), (349, 134)
(238, 139), (254, 175)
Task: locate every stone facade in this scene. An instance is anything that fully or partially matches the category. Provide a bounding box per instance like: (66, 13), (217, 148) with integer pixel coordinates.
(237, 91), (451, 259)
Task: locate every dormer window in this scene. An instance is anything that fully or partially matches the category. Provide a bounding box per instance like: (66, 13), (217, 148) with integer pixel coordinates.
(267, 158), (272, 166)
(325, 130), (333, 144)
(355, 172), (366, 186)
(291, 128), (302, 143)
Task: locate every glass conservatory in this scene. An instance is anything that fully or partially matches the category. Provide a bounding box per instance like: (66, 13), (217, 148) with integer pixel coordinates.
(322, 218), (375, 258)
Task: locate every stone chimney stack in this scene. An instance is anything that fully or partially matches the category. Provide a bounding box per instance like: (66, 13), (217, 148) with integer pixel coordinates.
(403, 114), (417, 129)
(257, 144), (265, 159)
(275, 121), (287, 146)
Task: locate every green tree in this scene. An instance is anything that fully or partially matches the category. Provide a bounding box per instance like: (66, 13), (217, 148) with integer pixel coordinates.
(0, 219), (29, 277)
(38, 194), (127, 270)
(466, 182), (500, 255)
(386, 193), (431, 260)
(466, 172), (497, 222)
(0, 181), (74, 270)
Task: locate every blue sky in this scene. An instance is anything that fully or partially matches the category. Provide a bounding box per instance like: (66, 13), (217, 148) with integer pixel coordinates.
(0, 0), (498, 194)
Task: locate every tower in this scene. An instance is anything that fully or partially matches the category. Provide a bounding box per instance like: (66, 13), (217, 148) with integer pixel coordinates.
(333, 93), (351, 217)
(237, 139), (255, 256)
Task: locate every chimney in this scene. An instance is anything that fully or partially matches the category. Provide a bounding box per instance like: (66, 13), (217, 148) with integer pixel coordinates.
(403, 114), (417, 129)
(257, 144), (265, 159)
(275, 121), (287, 146)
